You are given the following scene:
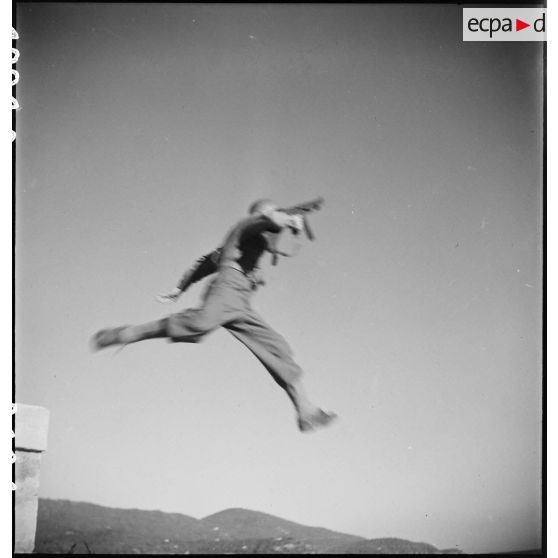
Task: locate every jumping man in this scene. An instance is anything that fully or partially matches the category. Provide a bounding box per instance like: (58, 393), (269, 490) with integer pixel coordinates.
(92, 199), (337, 432)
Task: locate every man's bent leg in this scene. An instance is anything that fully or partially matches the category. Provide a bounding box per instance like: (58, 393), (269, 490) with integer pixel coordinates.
(225, 311), (336, 432)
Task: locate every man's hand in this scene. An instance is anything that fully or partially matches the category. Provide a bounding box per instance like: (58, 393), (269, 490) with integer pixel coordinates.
(156, 287), (183, 304)
(287, 214), (304, 233)
(267, 210), (304, 233)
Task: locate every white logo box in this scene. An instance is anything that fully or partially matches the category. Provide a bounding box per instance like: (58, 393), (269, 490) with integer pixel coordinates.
(463, 8), (546, 41)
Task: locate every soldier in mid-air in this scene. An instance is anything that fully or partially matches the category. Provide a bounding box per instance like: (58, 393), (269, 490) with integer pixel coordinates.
(92, 199), (337, 432)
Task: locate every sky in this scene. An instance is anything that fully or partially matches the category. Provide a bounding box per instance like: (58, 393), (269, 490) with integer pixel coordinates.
(15, 3), (543, 554)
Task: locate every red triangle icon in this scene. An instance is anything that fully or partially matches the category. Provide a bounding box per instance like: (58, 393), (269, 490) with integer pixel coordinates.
(516, 18), (530, 31)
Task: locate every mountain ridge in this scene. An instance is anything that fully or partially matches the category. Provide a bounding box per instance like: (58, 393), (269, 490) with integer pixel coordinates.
(35, 498), (463, 554)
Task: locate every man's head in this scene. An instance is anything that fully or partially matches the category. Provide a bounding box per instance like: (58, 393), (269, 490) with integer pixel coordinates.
(248, 198), (278, 216)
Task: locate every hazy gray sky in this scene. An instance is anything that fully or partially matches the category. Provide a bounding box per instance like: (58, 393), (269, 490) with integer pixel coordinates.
(16, 3), (543, 553)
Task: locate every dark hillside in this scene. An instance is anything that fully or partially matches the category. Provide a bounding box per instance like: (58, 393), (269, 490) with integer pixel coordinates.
(34, 499), (464, 554)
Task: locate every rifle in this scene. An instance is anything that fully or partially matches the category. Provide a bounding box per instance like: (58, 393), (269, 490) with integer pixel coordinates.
(268, 197), (325, 265)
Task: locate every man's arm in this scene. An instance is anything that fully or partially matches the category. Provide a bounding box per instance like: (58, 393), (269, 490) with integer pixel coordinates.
(156, 249), (220, 303)
(277, 197), (324, 241)
(177, 249), (221, 291)
(239, 211), (304, 237)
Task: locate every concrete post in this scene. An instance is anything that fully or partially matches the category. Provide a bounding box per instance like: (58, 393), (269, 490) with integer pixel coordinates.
(14, 404), (50, 554)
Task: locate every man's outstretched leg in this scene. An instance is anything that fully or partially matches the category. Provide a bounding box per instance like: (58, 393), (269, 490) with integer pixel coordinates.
(92, 275), (246, 351)
(226, 311), (337, 433)
(92, 319), (169, 350)
(91, 305), (227, 350)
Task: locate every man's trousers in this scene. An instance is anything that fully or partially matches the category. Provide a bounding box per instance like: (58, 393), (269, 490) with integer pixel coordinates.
(165, 266), (303, 389)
